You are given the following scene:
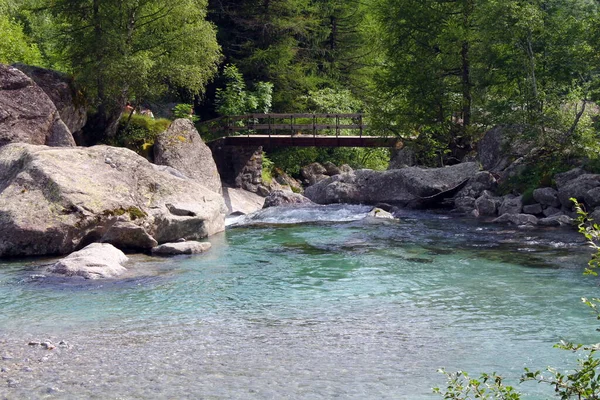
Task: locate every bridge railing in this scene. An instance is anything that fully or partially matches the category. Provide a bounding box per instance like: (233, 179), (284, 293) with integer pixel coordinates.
(200, 113), (367, 138)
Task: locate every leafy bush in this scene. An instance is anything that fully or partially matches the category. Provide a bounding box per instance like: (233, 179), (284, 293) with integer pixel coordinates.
(172, 103), (199, 122)
(215, 64), (273, 116)
(261, 153), (275, 185)
(109, 115), (171, 159)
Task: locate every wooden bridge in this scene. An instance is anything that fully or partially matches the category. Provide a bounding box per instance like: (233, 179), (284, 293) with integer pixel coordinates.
(202, 113), (401, 148)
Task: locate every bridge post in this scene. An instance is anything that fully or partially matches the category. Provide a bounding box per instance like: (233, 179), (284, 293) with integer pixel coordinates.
(208, 141), (265, 193)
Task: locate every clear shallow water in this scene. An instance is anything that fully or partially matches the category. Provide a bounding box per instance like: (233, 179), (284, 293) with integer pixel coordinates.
(0, 205), (598, 399)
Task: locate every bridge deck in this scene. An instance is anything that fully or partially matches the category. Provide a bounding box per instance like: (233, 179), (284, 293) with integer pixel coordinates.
(202, 113), (401, 148)
(213, 135), (401, 148)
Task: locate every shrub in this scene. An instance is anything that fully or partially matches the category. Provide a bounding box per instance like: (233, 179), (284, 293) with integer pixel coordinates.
(109, 115), (171, 159)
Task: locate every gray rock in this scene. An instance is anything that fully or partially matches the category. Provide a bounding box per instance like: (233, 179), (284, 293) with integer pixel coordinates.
(0, 144), (226, 257)
(454, 196), (476, 213)
(533, 187), (561, 208)
(263, 190), (314, 208)
(366, 208), (396, 219)
(523, 203), (543, 215)
(13, 64), (87, 136)
(100, 221), (158, 251)
(47, 243), (128, 279)
(323, 161), (341, 176)
(0, 64), (75, 148)
(475, 194), (500, 216)
(478, 125), (532, 172)
(222, 187), (264, 215)
(256, 184), (270, 197)
(591, 209), (600, 222)
(154, 119), (222, 194)
(557, 174), (600, 208)
(457, 171), (498, 199)
(339, 164), (353, 174)
(305, 162), (480, 207)
(584, 187), (600, 208)
(499, 195), (523, 215)
(543, 207), (562, 217)
(301, 162), (329, 186)
(388, 147), (416, 169)
(538, 215), (574, 227)
(493, 213), (538, 226)
(555, 168), (587, 189)
(151, 241), (211, 255)
(40, 342), (55, 350)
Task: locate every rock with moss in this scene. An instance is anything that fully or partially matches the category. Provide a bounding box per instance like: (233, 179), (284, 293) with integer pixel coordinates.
(0, 143), (226, 257)
(0, 64), (76, 148)
(153, 119), (222, 194)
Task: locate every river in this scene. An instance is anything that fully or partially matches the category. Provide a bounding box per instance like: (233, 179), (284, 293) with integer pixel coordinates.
(0, 205), (597, 399)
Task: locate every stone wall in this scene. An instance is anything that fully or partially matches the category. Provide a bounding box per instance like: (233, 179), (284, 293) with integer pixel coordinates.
(209, 141), (263, 192)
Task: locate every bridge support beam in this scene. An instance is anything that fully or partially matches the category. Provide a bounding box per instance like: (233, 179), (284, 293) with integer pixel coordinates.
(208, 139), (265, 193)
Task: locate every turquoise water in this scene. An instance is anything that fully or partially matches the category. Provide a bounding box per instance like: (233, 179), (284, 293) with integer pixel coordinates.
(0, 205), (598, 399)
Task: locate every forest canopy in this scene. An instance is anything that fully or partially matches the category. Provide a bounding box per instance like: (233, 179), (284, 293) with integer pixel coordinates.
(1, 0), (600, 170)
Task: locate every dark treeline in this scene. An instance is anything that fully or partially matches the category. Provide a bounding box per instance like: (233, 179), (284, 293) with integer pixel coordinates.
(2, 0), (600, 175)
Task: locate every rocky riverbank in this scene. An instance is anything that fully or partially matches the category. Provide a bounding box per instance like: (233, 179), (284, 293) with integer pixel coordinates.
(1, 62), (595, 281)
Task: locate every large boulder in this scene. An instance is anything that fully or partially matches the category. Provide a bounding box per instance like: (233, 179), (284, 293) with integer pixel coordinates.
(0, 143), (226, 257)
(301, 162), (329, 186)
(222, 186), (264, 215)
(554, 168), (587, 189)
(263, 190), (314, 208)
(478, 125), (533, 172)
(557, 174), (600, 208)
(304, 162), (480, 207)
(533, 187), (560, 208)
(0, 64), (75, 148)
(13, 64), (87, 136)
(498, 195), (523, 215)
(388, 147), (416, 169)
(154, 119), (222, 194)
(47, 243), (128, 279)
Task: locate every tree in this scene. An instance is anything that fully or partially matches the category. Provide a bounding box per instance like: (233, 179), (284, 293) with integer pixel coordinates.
(45, 0), (221, 141)
(0, 0), (43, 65)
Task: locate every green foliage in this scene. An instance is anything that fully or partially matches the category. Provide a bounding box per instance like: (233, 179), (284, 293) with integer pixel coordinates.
(433, 370), (521, 399)
(47, 0), (221, 138)
(498, 155), (570, 196)
(173, 104), (199, 123)
(261, 153), (275, 185)
(215, 64), (273, 116)
(267, 87), (389, 176)
(573, 199), (600, 275)
(109, 115), (170, 158)
(0, 1), (43, 65)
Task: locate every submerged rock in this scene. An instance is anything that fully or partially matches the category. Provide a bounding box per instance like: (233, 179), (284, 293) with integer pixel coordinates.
(47, 243), (128, 279)
(151, 241), (212, 256)
(0, 143), (226, 257)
